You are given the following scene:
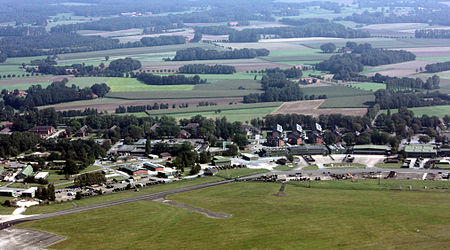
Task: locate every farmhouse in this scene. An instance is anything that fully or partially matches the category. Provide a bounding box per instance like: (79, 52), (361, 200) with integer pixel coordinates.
(28, 126), (55, 137)
(405, 144), (437, 158)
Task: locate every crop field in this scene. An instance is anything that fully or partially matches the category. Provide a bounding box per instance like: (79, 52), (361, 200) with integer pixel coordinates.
(19, 181), (450, 249)
(146, 102), (280, 115)
(382, 105), (450, 118)
(194, 79), (261, 91)
(106, 88), (260, 100)
(346, 82), (386, 91)
(363, 60), (432, 78)
(301, 85), (372, 98)
(271, 99), (368, 117)
(300, 38), (450, 50)
(163, 106), (281, 122)
(319, 95), (375, 108)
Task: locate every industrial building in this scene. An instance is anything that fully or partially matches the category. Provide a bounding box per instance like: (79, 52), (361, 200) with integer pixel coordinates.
(352, 145), (391, 155)
(405, 144), (437, 158)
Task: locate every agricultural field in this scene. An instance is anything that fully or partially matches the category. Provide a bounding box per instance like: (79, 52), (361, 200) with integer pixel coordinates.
(163, 105), (281, 123)
(271, 99), (368, 117)
(346, 82), (386, 92)
(301, 85), (373, 98)
(19, 181), (450, 249)
(319, 95), (375, 108)
(107, 78), (195, 92)
(381, 105), (450, 118)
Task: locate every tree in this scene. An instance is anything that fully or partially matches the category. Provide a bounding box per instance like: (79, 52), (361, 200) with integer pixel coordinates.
(232, 133), (249, 147)
(145, 138), (152, 155)
(419, 135), (431, 143)
(320, 43), (336, 53)
(190, 164), (201, 175)
(199, 151), (211, 164)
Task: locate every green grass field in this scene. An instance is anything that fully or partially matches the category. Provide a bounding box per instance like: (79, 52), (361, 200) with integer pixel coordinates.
(215, 168), (270, 179)
(106, 77), (195, 92)
(19, 180), (450, 249)
(347, 82), (386, 91)
(382, 105), (450, 118)
(417, 57), (450, 62)
(319, 95), (375, 108)
(302, 85), (372, 98)
(376, 163), (403, 168)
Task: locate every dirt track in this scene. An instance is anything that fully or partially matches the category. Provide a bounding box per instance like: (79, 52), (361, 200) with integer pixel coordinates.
(154, 198), (232, 219)
(271, 100), (367, 117)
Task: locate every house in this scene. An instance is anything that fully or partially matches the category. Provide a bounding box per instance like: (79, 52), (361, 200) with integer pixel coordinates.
(178, 130), (191, 139)
(182, 123), (200, 132)
(143, 162), (164, 171)
(34, 172), (49, 180)
(204, 168), (218, 176)
(266, 136), (285, 147)
(28, 126), (55, 137)
(75, 125), (88, 137)
(159, 152), (172, 159)
(287, 133), (302, 145)
(212, 156), (231, 167)
(306, 131), (323, 144)
(17, 165), (34, 179)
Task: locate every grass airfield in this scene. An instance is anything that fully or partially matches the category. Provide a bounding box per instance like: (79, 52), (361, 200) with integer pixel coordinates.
(18, 180), (450, 249)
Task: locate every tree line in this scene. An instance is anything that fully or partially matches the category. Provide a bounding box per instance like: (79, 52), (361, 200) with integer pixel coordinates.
(2, 79), (110, 109)
(33, 57), (141, 77)
(264, 67), (303, 78)
(425, 61), (450, 73)
(140, 35), (186, 46)
(228, 22), (370, 42)
(135, 73), (206, 85)
(115, 103), (170, 113)
(374, 89), (450, 109)
(316, 42), (416, 80)
(415, 29), (450, 39)
(169, 47), (270, 61)
(74, 172), (107, 187)
(243, 72), (304, 103)
(178, 64), (236, 74)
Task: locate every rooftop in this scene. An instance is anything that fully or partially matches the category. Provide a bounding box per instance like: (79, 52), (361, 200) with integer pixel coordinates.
(405, 144), (437, 153)
(353, 145), (390, 150)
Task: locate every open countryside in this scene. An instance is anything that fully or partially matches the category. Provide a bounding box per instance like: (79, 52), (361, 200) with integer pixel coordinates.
(0, 0), (449, 249)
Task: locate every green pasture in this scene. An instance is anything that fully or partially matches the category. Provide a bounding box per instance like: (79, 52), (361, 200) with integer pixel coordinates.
(302, 85), (372, 98)
(300, 38), (450, 49)
(19, 181), (450, 249)
(346, 82), (386, 91)
(417, 57), (450, 63)
(106, 77), (195, 92)
(215, 168), (269, 179)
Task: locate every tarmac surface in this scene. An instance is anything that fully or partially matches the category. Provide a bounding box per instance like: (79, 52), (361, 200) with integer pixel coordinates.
(0, 228), (65, 250)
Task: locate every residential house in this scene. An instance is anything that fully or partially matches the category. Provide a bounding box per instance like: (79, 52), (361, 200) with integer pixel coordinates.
(75, 125), (88, 137)
(28, 126), (55, 137)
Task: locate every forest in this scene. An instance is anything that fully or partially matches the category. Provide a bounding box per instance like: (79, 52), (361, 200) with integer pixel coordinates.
(2, 79), (109, 109)
(374, 89), (450, 109)
(243, 72), (304, 103)
(34, 58), (141, 77)
(135, 73), (206, 85)
(170, 47), (270, 61)
(316, 43), (416, 80)
(425, 61), (450, 73)
(178, 64), (236, 74)
(140, 36), (186, 46)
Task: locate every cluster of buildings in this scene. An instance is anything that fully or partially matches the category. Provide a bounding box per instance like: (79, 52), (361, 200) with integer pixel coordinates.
(119, 162), (178, 179)
(265, 123), (323, 147)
